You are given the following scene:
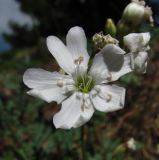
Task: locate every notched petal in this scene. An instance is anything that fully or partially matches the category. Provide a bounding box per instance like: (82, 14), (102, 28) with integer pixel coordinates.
(47, 36), (75, 74)
(53, 93), (94, 129)
(124, 32), (150, 52)
(91, 85), (126, 112)
(100, 44), (125, 71)
(66, 26), (89, 71)
(89, 44), (129, 84)
(23, 68), (71, 103)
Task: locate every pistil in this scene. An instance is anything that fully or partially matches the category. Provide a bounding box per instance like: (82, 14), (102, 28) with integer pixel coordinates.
(75, 74), (95, 93)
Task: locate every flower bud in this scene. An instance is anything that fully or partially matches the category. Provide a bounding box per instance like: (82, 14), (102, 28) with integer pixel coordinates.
(114, 144), (126, 154)
(122, 0), (153, 26)
(105, 18), (117, 37)
(92, 32), (118, 51)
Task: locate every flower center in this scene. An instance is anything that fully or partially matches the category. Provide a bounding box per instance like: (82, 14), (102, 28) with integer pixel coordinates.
(75, 74), (95, 93)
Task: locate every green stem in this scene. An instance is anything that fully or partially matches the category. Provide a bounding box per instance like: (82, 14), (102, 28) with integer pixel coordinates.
(81, 126), (86, 160)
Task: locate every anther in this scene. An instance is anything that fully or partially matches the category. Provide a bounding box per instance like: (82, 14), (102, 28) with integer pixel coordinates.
(98, 91), (112, 102)
(57, 80), (64, 87)
(74, 56), (84, 65)
(106, 94), (112, 102)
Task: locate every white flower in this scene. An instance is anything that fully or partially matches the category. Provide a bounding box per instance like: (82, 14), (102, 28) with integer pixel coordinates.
(127, 138), (137, 151)
(124, 32), (150, 73)
(23, 26), (132, 129)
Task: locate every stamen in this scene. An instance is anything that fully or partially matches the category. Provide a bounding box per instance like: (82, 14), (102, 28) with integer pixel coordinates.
(80, 104), (84, 111)
(81, 74), (86, 87)
(81, 94), (91, 111)
(57, 79), (74, 88)
(106, 72), (112, 81)
(84, 99), (91, 109)
(62, 85), (75, 94)
(94, 86), (112, 102)
(98, 92), (112, 102)
(65, 79), (74, 85)
(101, 70), (112, 81)
(85, 76), (93, 91)
(85, 94), (91, 108)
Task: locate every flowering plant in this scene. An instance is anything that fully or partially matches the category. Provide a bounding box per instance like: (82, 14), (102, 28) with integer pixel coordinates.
(23, 27), (132, 129)
(23, 0), (152, 129)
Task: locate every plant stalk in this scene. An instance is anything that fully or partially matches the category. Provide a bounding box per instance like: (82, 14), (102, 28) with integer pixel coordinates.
(81, 126), (86, 160)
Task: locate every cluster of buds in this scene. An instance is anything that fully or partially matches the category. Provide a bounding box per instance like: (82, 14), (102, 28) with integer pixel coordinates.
(92, 32), (118, 51)
(122, 0), (154, 27)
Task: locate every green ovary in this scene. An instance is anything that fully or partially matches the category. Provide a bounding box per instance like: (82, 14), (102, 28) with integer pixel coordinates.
(75, 74), (95, 93)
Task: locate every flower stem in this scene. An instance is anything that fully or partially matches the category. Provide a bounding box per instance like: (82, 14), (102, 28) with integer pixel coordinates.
(81, 126), (86, 160)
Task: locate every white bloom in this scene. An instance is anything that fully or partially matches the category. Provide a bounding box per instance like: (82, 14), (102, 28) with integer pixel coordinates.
(124, 32), (150, 73)
(127, 138), (137, 151)
(23, 26), (132, 129)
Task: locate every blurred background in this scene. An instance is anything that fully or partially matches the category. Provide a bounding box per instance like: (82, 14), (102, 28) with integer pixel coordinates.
(0, 0), (159, 159)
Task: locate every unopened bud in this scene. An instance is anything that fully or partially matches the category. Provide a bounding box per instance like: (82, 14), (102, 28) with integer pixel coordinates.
(92, 32), (118, 51)
(123, 1), (145, 25)
(114, 144), (126, 154)
(105, 18), (117, 37)
(122, 0), (153, 26)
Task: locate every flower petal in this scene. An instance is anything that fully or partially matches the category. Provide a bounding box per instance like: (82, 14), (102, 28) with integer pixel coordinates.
(23, 68), (69, 88)
(123, 32), (150, 52)
(23, 68), (72, 103)
(124, 33), (143, 52)
(66, 26), (89, 70)
(53, 93), (94, 129)
(91, 85), (125, 112)
(141, 33), (150, 46)
(134, 51), (148, 73)
(109, 53), (132, 82)
(27, 86), (66, 104)
(89, 44), (131, 83)
(47, 36), (75, 74)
